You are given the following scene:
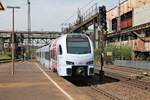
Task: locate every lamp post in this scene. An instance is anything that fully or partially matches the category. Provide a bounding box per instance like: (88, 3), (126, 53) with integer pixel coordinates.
(27, 0), (31, 59)
(7, 6), (20, 75)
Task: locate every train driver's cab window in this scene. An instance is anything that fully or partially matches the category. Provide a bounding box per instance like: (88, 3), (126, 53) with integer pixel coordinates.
(58, 45), (62, 55)
(66, 35), (91, 54)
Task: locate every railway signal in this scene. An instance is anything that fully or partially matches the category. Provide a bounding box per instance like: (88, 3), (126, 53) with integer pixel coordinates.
(99, 6), (107, 31)
(98, 6), (107, 80)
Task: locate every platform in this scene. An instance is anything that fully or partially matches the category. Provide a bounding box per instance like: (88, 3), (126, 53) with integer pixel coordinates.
(0, 61), (91, 100)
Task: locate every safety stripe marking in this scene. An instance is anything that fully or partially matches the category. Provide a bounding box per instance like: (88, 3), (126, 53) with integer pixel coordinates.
(35, 63), (74, 100)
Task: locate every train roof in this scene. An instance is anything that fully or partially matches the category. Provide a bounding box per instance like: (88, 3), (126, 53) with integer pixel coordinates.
(36, 33), (89, 52)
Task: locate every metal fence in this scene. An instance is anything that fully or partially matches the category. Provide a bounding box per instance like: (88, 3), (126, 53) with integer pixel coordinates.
(82, 3), (98, 22)
(114, 60), (150, 70)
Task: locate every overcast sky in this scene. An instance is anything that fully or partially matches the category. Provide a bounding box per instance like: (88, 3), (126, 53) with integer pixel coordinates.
(0, 0), (119, 32)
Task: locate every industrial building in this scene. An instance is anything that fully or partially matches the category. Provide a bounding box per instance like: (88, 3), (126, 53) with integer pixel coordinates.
(106, 0), (150, 60)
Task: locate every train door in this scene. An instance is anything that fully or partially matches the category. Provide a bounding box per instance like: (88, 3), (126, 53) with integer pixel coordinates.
(57, 45), (63, 67)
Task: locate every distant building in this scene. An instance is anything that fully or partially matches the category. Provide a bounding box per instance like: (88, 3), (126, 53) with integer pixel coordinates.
(106, 0), (150, 60)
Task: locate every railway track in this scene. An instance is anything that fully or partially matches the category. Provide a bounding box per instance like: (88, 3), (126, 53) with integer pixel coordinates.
(89, 75), (150, 99)
(68, 74), (123, 100)
(105, 65), (142, 74)
(96, 64), (143, 75)
(87, 75), (123, 100)
(88, 73), (150, 99)
(65, 65), (150, 100)
(67, 74), (123, 100)
(95, 68), (150, 92)
(122, 79), (150, 91)
(90, 85), (122, 100)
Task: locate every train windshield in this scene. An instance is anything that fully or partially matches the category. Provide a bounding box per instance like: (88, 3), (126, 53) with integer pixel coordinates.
(66, 35), (91, 54)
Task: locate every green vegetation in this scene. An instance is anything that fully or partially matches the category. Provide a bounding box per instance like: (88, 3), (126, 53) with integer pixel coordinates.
(0, 52), (11, 61)
(105, 44), (132, 60)
(94, 48), (100, 63)
(94, 44), (133, 64)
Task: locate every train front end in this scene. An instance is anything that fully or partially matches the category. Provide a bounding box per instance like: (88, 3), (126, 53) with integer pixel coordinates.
(58, 34), (94, 77)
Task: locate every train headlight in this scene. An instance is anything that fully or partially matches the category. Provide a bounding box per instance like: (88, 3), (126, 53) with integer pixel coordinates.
(87, 61), (93, 65)
(66, 61), (74, 65)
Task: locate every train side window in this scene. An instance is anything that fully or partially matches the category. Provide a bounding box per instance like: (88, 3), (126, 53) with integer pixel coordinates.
(50, 50), (53, 59)
(45, 52), (50, 60)
(59, 45), (62, 55)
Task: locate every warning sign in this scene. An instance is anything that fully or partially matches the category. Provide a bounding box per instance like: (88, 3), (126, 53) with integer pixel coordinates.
(0, 2), (4, 11)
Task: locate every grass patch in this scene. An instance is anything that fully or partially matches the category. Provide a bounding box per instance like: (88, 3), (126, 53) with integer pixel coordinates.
(0, 53), (11, 61)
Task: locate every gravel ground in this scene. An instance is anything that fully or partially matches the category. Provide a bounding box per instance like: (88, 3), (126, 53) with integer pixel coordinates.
(78, 86), (111, 100)
(97, 82), (150, 100)
(102, 65), (150, 82)
(76, 81), (150, 100)
(72, 74), (150, 100)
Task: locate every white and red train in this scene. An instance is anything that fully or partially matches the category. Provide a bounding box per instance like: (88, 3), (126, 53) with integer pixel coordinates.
(36, 34), (94, 77)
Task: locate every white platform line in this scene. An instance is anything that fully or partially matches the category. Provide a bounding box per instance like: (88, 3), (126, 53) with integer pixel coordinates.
(35, 63), (74, 100)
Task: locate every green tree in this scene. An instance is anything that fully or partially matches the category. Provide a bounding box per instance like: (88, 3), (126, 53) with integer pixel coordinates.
(94, 44), (133, 64)
(105, 44), (133, 62)
(94, 48), (100, 64)
(120, 45), (132, 60)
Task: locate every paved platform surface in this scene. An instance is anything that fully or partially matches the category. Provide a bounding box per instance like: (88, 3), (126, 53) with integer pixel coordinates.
(0, 61), (91, 100)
